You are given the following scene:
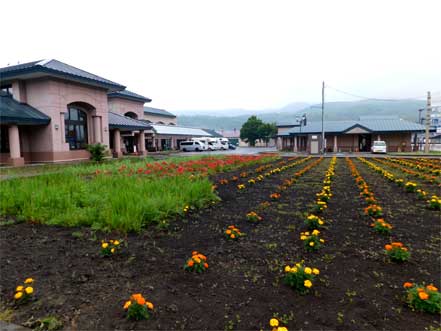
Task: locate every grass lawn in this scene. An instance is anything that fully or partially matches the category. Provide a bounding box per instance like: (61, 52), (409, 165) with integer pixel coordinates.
(0, 155), (278, 232)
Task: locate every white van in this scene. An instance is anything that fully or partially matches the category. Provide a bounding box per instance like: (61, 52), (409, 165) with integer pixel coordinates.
(207, 138), (222, 151)
(371, 141), (387, 154)
(219, 138), (229, 150)
(190, 138), (209, 150)
(180, 141), (204, 152)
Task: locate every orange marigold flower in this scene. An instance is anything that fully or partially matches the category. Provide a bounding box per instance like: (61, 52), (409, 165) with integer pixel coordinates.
(418, 291), (429, 300)
(226, 230), (232, 234)
(194, 257), (201, 263)
(204, 263), (208, 268)
(187, 260), (194, 267)
(146, 301), (154, 310)
(385, 244), (392, 251)
(391, 242), (403, 247)
(230, 234), (236, 239)
(403, 282), (413, 288)
(192, 251), (198, 255)
(426, 284), (438, 292)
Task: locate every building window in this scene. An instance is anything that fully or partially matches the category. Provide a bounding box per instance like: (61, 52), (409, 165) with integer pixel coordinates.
(0, 126), (10, 153)
(1, 85), (12, 96)
(65, 106), (88, 150)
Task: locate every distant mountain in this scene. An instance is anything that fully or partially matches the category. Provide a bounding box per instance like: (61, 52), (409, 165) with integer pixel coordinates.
(177, 100), (425, 130)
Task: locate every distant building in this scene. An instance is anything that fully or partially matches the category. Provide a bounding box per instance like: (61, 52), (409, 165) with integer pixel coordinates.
(276, 116), (425, 153)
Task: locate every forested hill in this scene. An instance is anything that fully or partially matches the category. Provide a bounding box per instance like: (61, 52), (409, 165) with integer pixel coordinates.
(177, 100), (425, 130)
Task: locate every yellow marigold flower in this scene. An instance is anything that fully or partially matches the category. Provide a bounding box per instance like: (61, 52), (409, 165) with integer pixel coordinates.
(270, 318), (279, 327)
(309, 242), (315, 247)
(102, 242), (109, 249)
(25, 287), (33, 294)
(16, 286), (24, 291)
(24, 278), (34, 284)
(284, 266), (291, 272)
(123, 300), (131, 310)
(278, 327), (288, 331)
(146, 301), (154, 310)
(111, 248), (115, 254)
(291, 267), (298, 273)
(312, 268), (320, 275)
(312, 229), (320, 236)
(304, 280), (312, 288)
(300, 235), (307, 240)
(114, 240), (120, 245)
(304, 267), (312, 274)
(320, 239), (325, 243)
(318, 220), (324, 225)
(14, 291), (23, 299)
(194, 257), (201, 263)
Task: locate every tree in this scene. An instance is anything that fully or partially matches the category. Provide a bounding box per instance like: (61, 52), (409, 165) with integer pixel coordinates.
(240, 116), (264, 146)
(259, 122), (277, 146)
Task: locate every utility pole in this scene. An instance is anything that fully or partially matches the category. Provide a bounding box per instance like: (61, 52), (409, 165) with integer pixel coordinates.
(321, 81), (325, 154)
(424, 91), (431, 153)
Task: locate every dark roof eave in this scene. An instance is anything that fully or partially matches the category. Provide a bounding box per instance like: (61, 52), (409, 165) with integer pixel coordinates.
(0, 116), (51, 125)
(109, 124), (151, 131)
(1, 66), (125, 92)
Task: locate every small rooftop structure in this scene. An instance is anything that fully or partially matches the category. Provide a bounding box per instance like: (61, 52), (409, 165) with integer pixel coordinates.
(108, 112), (150, 131)
(143, 106), (176, 118)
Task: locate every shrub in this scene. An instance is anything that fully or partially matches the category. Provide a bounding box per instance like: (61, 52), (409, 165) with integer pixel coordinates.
(364, 204), (383, 218)
(427, 195), (441, 210)
(101, 239), (123, 256)
(312, 200), (327, 214)
(269, 318), (288, 331)
(300, 230), (324, 251)
(370, 218), (392, 234)
(14, 278), (34, 305)
(224, 225), (245, 240)
(385, 242), (410, 262)
(184, 251), (208, 273)
(86, 143), (107, 162)
(270, 193), (281, 200)
(123, 293), (154, 320)
(304, 214), (324, 230)
(246, 211), (263, 222)
(403, 282), (440, 314)
(404, 182), (417, 193)
(283, 261), (320, 294)
(237, 184), (246, 190)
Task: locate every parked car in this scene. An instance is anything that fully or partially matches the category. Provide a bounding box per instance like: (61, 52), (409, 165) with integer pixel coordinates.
(180, 141), (203, 152)
(228, 143), (236, 150)
(371, 141), (387, 154)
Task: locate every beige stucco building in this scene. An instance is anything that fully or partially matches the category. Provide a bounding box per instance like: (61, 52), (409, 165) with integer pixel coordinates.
(0, 59), (212, 165)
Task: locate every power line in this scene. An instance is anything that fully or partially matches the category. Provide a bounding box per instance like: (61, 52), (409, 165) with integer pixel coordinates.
(325, 84), (432, 102)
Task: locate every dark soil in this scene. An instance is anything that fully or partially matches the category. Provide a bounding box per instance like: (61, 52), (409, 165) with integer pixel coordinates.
(0, 157), (440, 331)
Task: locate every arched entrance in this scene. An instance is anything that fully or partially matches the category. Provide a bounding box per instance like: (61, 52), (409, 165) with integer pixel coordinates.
(65, 103), (92, 150)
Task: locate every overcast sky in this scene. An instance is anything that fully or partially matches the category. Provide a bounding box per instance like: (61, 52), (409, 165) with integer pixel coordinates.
(2, 0), (440, 112)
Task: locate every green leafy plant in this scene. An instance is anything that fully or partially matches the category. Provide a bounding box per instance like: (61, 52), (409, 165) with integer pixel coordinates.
(370, 218), (392, 234)
(86, 143), (107, 162)
(300, 230), (324, 251)
(403, 282), (440, 314)
(123, 293), (154, 320)
(283, 261), (320, 294)
(101, 239), (123, 256)
(304, 214), (324, 230)
(385, 242), (410, 262)
(184, 251), (208, 273)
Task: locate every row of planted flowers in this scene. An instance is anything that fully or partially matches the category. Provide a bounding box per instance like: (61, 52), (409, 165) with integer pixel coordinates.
(373, 157), (441, 186)
(357, 157), (441, 211)
(95, 154), (278, 178)
(346, 157), (440, 314)
(245, 157), (324, 223)
(282, 157), (336, 297)
(386, 157), (441, 177)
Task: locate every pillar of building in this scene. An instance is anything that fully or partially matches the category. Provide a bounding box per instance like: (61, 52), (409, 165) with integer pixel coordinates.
(60, 112), (66, 143)
(113, 129), (123, 158)
(333, 135), (338, 153)
(293, 135), (298, 152)
(8, 125), (25, 166)
(93, 116), (101, 143)
(139, 130), (146, 155)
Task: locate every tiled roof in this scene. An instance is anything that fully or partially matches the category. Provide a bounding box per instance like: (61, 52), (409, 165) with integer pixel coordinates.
(108, 112), (151, 131)
(144, 106), (176, 118)
(108, 90), (152, 103)
(282, 119), (426, 136)
(150, 124), (212, 137)
(0, 59), (125, 91)
(0, 92), (50, 125)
